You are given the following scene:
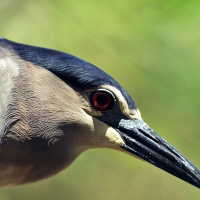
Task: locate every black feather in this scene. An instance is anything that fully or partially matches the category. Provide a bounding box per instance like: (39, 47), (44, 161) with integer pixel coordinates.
(0, 38), (137, 109)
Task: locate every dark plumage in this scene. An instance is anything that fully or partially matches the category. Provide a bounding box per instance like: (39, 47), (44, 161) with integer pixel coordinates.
(1, 39), (136, 110)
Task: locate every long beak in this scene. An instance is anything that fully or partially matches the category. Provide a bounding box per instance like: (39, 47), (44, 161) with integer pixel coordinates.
(117, 119), (200, 188)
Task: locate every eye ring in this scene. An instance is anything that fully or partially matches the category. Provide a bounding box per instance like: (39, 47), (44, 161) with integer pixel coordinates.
(91, 89), (115, 111)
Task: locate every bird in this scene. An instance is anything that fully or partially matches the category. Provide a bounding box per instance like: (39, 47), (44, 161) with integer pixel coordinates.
(0, 37), (200, 188)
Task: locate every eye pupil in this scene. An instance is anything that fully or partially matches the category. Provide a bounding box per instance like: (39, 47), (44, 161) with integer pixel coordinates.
(96, 94), (108, 106)
(91, 91), (114, 111)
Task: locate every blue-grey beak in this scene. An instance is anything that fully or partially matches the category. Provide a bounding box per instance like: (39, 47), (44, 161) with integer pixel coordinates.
(118, 119), (200, 188)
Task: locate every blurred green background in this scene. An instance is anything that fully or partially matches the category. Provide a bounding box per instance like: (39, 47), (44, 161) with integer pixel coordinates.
(1, 0), (200, 199)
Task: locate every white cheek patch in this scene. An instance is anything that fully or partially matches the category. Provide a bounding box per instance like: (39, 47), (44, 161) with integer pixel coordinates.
(0, 58), (19, 136)
(105, 127), (125, 146)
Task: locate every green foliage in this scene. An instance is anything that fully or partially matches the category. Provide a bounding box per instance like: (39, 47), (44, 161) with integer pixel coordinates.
(0, 0), (200, 199)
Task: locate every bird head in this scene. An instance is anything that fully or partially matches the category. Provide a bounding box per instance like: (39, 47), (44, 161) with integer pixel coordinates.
(0, 38), (200, 188)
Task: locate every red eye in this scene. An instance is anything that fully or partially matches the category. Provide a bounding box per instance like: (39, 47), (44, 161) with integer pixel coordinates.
(92, 91), (114, 111)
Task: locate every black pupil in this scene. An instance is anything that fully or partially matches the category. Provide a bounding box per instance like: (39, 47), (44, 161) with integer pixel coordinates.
(96, 94), (108, 106)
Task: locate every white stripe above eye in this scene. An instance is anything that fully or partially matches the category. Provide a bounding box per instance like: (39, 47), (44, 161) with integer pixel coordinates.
(0, 57), (19, 136)
(100, 85), (142, 120)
